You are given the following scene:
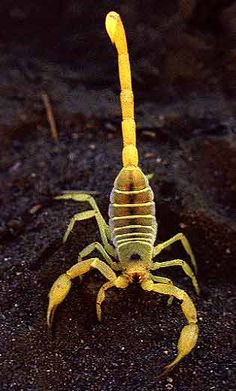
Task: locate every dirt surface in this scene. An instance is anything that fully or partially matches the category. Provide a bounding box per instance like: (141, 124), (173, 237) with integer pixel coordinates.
(1, 1), (236, 391)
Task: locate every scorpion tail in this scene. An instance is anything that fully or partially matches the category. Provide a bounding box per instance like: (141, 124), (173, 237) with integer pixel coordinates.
(106, 11), (138, 168)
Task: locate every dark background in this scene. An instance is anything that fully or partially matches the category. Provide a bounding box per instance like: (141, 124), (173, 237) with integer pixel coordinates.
(1, 1), (236, 390)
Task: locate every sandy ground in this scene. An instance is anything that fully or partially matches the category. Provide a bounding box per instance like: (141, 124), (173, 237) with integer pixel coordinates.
(1, 119), (236, 390)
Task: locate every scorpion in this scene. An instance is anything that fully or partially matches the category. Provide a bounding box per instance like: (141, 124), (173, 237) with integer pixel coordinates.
(47, 11), (200, 374)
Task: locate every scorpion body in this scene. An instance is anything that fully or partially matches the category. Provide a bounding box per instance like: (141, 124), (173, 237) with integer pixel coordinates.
(109, 167), (157, 271)
(47, 11), (200, 375)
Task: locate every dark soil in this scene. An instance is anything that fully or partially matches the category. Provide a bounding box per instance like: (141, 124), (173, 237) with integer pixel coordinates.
(1, 1), (236, 391)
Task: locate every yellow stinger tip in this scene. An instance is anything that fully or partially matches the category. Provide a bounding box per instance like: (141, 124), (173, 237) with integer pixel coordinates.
(105, 11), (120, 43)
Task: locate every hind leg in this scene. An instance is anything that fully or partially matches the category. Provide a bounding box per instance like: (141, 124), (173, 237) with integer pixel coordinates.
(56, 193), (115, 256)
(153, 233), (197, 273)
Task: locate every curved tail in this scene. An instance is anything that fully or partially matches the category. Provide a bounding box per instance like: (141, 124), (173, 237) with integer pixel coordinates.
(105, 11), (138, 168)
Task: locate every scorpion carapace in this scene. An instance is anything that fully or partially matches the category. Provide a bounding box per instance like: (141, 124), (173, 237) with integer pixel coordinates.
(109, 166), (157, 270)
(47, 11), (200, 375)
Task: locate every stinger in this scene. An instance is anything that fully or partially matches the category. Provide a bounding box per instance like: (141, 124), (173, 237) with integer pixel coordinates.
(106, 11), (138, 168)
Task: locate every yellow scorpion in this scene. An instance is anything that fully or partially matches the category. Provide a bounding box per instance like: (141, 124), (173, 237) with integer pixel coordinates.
(47, 11), (200, 374)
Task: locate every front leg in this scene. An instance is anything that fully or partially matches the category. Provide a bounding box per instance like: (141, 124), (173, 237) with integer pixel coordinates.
(153, 233), (197, 273)
(79, 241), (120, 271)
(151, 259), (199, 295)
(150, 274), (174, 306)
(47, 258), (117, 327)
(96, 275), (129, 321)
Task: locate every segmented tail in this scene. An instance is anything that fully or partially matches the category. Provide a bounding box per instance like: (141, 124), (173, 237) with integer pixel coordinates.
(106, 11), (138, 168)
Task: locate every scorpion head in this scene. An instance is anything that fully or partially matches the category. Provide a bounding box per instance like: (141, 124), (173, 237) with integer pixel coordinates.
(124, 260), (149, 284)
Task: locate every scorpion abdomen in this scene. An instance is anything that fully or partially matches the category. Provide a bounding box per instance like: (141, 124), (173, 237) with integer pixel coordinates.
(109, 166), (157, 264)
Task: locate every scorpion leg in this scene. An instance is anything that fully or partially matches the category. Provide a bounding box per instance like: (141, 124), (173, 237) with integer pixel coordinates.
(47, 257), (117, 328)
(55, 193), (110, 237)
(153, 233), (197, 273)
(150, 275), (174, 305)
(79, 241), (120, 271)
(96, 276), (129, 321)
(151, 259), (200, 295)
(56, 193), (115, 256)
(60, 209), (96, 243)
(141, 280), (198, 375)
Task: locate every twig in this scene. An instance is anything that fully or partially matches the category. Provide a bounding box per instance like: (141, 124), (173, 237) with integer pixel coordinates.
(42, 92), (58, 142)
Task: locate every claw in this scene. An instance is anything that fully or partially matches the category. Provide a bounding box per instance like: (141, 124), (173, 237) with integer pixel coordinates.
(160, 323), (199, 376)
(47, 273), (72, 327)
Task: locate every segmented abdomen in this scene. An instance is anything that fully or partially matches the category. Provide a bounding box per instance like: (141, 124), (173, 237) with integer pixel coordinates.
(109, 166), (157, 261)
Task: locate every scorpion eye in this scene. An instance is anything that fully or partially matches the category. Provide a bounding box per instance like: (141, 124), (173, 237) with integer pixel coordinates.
(130, 253), (141, 261)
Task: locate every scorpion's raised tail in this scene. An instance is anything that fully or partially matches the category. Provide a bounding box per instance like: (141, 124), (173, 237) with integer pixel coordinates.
(106, 11), (138, 168)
